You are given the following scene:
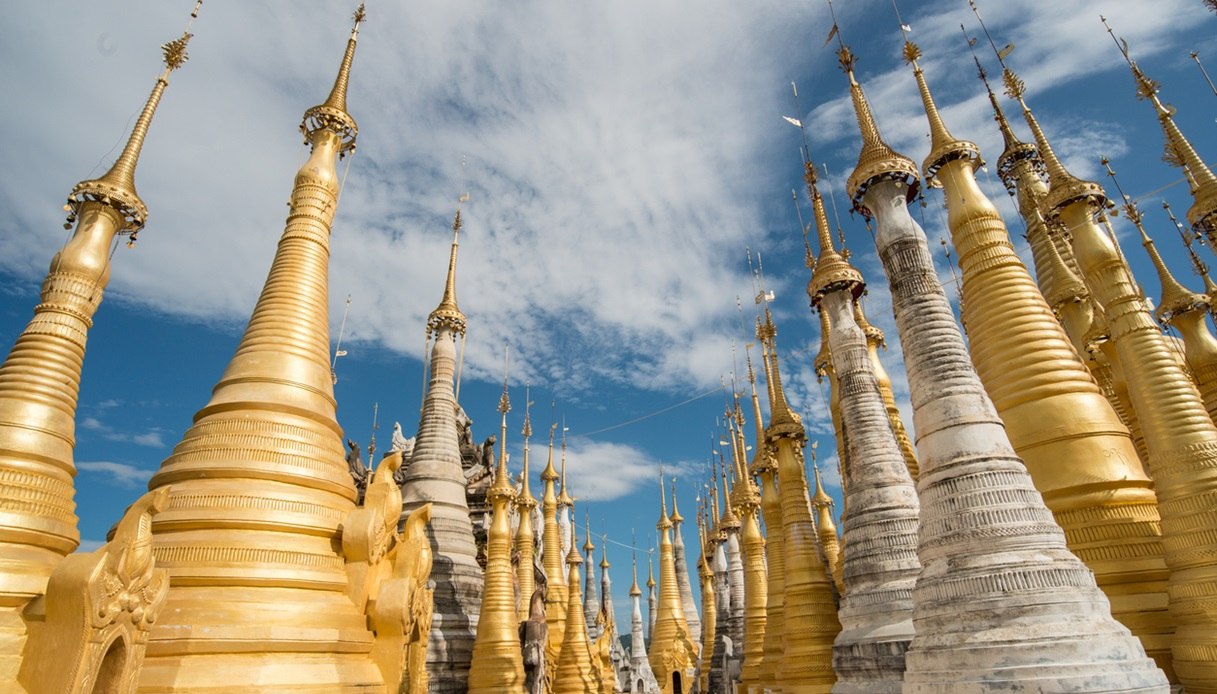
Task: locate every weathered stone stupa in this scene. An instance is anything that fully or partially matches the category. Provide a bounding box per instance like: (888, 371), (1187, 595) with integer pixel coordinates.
(842, 34), (1166, 692)
(805, 154), (921, 693)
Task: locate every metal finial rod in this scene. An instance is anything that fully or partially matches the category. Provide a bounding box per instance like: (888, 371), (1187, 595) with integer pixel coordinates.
(331, 294), (352, 384)
(825, 0), (847, 50)
(1191, 50), (1217, 97)
(367, 401), (379, 467)
(1101, 157), (1141, 224)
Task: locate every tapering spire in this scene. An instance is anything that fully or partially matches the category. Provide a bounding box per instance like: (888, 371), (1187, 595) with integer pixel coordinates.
(837, 44), (919, 214)
(514, 385), (538, 623)
(1124, 186), (1209, 324)
(0, 9), (199, 686)
(141, 8), (417, 690)
(658, 474), (671, 530)
(810, 463), (833, 509)
(1104, 19), (1217, 239)
(67, 30), (194, 236)
(427, 207), (468, 336)
(630, 552), (641, 597)
(902, 39), (982, 186)
(1002, 67), (1107, 215)
(669, 481), (684, 524)
(807, 159), (864, 305)
(299, 3), (363, 153)
(558, 427), (575, 507)
(971, 49), (1042, 195)
(468, 365), (525, 694)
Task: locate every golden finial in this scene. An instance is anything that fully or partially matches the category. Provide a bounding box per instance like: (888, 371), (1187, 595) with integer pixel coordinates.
(969, 2), (1104, 215)
(1103, 17), (1217, 236)
(811, 460), (833, 508)
(558, 421), (574, 506)
(670, 479), (685, 524)
(658, 470), (672, 530)
(630, 549), (642, 596)
(829, 5), (919, 215)
(427, 198), (469, 336)
(962, 24), (1041, 195)
(750, 276), (803, 435)
(66, 5), (201, 236)
(897, 11), (981, 187)
(1105, 159), (1208, 324)
(517, 383), (536, 505)
(1164, 200), (1217, 294)
(301, 3), (364, 152)
(583, 512), (595, 554)
(600, 535), (610, 569)
(489, 347), (516, 500)
(541, 422), (558, 482)
(646, 552), (656, 589)
(807, 152), (864, 306)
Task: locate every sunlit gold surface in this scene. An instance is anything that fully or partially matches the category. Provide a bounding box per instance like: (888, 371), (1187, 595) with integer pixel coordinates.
(541, 432), (568, 672)
(1012, 65), (1217, 690)
(137, 13), (391, 691)
(919, 62), (1173, 673)
(0, 27), (191, 689)
(695, 525), (715, 694)
(647, 484), (695, 693)
(514, 405), (538, 623)
(758, 306), (839, 692)
(735, 359), (768, 694)
(467, 387), (525, 693)
(553, 522), (601, 694)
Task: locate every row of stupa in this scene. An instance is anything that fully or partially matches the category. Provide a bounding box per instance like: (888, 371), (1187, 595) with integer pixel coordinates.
(2, 1), (1217, 693)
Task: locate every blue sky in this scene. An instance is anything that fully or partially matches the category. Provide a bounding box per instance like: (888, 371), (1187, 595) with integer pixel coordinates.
(0, 0), (1214, 629)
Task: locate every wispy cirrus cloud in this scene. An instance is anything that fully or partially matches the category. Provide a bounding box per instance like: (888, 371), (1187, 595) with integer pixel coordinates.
(76, 461), (155, 488)
(81, 416), (165, 448)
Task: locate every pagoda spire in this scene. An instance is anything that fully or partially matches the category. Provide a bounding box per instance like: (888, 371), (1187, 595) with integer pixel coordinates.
(669, 481), (703, 649)
(541, 424), (569, 665)
(557, 427), (575, 561)
(0, 17), (192, 590)
(553, 510), (602, 694)
(735, 350), (769, 692)
(398, 196), (483, 690)
(833, 20), (1166, 689)
(925, 15), (1177, 674)
(695, 518), (717, 694)
(582, 513), (601, 640)
(805, 113), (920, 687)
(468, 372), (525, 694)
(753, 284), (840, 689)
(514, 386), (538, 621)
(1105, 19), (1217, 243)
(718, 443), (746, 670)
(987, 15), (1217, 687)
(0, 8), (196, 688)
(649, 476), (696, 691)
(1112, 165), (1217, 424)
(141, 8), (406, 691)
(837, 45), (920, 215)
(627, 548), (660, 692)
(645, 551), (657, 641)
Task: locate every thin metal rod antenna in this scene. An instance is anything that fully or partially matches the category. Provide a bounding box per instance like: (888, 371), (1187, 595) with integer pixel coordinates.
(790, 82), (814, 169)
(893, 0), (911, 42)
(826, 0), (847, 51)
(1191, 51), (1217, 98)
(367, 401), (379, 468)
(794, 189), (815, 266)
(822, 161), (847, 250)
(331, 294), (352, 384)
(968, 0), (1008, 70)
(1099, 15), (1139, 74)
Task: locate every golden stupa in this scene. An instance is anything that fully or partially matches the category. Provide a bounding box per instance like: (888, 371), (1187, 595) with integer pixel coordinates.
(9, 3), (1217, 694)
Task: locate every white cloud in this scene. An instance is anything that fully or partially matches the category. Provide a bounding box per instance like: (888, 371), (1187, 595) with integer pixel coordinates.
(76, 461), (155, 488)
(78, 416), (165, 448)
(560, 438), (695, 503)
